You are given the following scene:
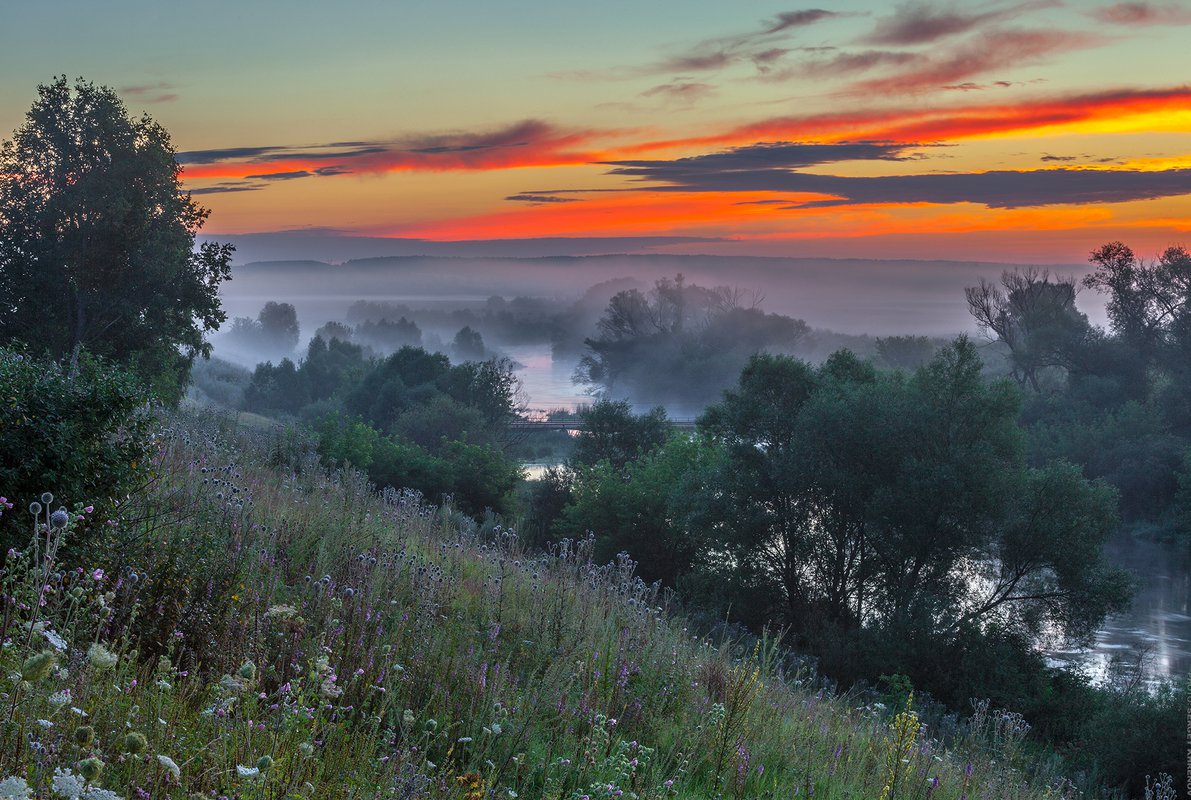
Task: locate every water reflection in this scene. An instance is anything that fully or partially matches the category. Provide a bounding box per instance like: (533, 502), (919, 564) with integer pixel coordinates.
(1049, 533), (1191, 685)
(502, 344), (589, 411)
(507, 344), (1191, 687)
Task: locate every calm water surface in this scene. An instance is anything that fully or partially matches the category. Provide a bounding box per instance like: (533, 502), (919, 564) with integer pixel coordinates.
(1049, 534), (1191, 685)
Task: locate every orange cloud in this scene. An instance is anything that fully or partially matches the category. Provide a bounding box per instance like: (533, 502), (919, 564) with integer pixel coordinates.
(624, 86), (1191, 154)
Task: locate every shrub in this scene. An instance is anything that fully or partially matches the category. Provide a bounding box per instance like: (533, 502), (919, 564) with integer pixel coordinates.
(0, 347), (152, 549)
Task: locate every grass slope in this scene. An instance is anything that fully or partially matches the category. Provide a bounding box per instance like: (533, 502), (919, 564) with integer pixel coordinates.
(0, 411), (1081, 799)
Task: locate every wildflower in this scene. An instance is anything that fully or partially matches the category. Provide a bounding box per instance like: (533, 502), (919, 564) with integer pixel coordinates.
(90, 569), (103, 582)
(156, 756), (180, 780)
(87, 644), (118, 671)
(235, 765), (260, 778)
(298, 742), (314, 757)
(50, 509), (69, 530)
(319, 677), (343, 699)
(218, 675), (246, 694)
(73, 726), (95, 747)
(21, 650), (56, 682)
(41, 493), (53, 505)
(256, 756), (273, 772)
(122, 732), (147, 754)
(49, 690), (71, 707)
(0, 776), (31, 800)
(83, 506), (93, 514)
(237, 661), (256, 681)
(28, 502), (41, 516)
(51, 768), (84, 799)
(402, 709), (415, 726)
(77, 759), (103, 783)
(42, 629), (68, 651)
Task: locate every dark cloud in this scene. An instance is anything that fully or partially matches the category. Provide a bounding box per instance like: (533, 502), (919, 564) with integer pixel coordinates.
(401, 120), (572, 155)
(177, 146), (286, 164)
(752, 48), (791, 64)
(1040, 154), (1078, 161)
(557, 8), (842, 79)
(784, 168), (1191, 209)
(763, 9), (841, 34)
(654, 51), (735, 73)
(790, 50), (923, 79)
(586, 144), (1191, 209)
(177, 144), (382, 165)
(862, 0), (1061, 45)
(244, 171), (312, 181)
(1091, 2), (1191, 24)
(120, 81), (177, 103)
(506, 194), (582, 204)
(852, 28), (1105, 93)
(604, 142), (924, 178)
(941, 80), (1017, 90)
(179, 120), (607, 187)
(187, 183), (263, 195)
(640, 81), (717, 104)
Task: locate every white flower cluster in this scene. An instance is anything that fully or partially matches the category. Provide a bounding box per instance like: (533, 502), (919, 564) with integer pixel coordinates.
(50, 768), (122, 800)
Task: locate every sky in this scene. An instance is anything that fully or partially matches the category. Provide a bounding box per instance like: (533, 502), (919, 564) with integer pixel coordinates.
(2, 0), (1191, 263)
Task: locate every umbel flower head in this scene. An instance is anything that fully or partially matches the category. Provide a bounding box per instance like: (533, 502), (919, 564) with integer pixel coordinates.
(156, 754), (181, 780)
(87, 644), (118, 671)
(73, 725), (95, 747)
(78, 757), (104, 782)
(122, 732), (147, 755)
(21, 650), (56, 682)
(0, 776), (30, 800)
(237, 661), (256, 681)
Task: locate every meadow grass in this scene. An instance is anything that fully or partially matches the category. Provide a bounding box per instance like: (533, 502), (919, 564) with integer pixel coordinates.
(0, 410), (1095, 799)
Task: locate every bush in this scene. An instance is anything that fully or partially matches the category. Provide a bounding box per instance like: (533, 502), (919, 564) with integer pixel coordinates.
(0, 347), (152, 549)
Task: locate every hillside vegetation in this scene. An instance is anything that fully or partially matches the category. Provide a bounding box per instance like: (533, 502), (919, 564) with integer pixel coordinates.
(0, 411), (1086, 800)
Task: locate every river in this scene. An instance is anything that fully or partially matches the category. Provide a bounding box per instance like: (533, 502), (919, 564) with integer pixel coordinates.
(1048, 533), (1191, 686)
(506, 344), (1191, 686)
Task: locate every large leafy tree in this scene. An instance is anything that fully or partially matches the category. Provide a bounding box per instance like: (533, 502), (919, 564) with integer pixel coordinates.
(698, 340), (1131, 650)
(0, 77), (233, 402)
(575, 275), (809, 407)
(965, 268), (1090, 391)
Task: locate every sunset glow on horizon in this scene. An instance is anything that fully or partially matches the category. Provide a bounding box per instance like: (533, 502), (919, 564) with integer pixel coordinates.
(4, 0), (1191, 263)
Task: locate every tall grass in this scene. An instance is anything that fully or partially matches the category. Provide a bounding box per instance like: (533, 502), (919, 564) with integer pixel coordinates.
(0, 411), (1100, 798)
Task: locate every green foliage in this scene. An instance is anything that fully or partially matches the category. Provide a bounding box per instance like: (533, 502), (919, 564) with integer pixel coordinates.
(873, 335), (938, 371)
(0, 409), (1088, 799)
(316, 413), (521, 516)
(561, 434), (719, 587)
(966, 269), (1090, 392)
(0, 77), (233, 403)
(1024, 398), (1184, 524)
(571, 400), (669, 469)
(0, 347), (151, 548)
(187, 356), (252, 408)
(693, 340), (1130, 693)
(452, 325), (486, 360)
(245, 357), (308, 416)
(576, 274), (810, 407)
(257, 301), (300, 353)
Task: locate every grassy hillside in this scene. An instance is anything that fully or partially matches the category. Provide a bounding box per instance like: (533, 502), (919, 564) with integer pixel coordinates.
(0, 411), (1097, 799)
